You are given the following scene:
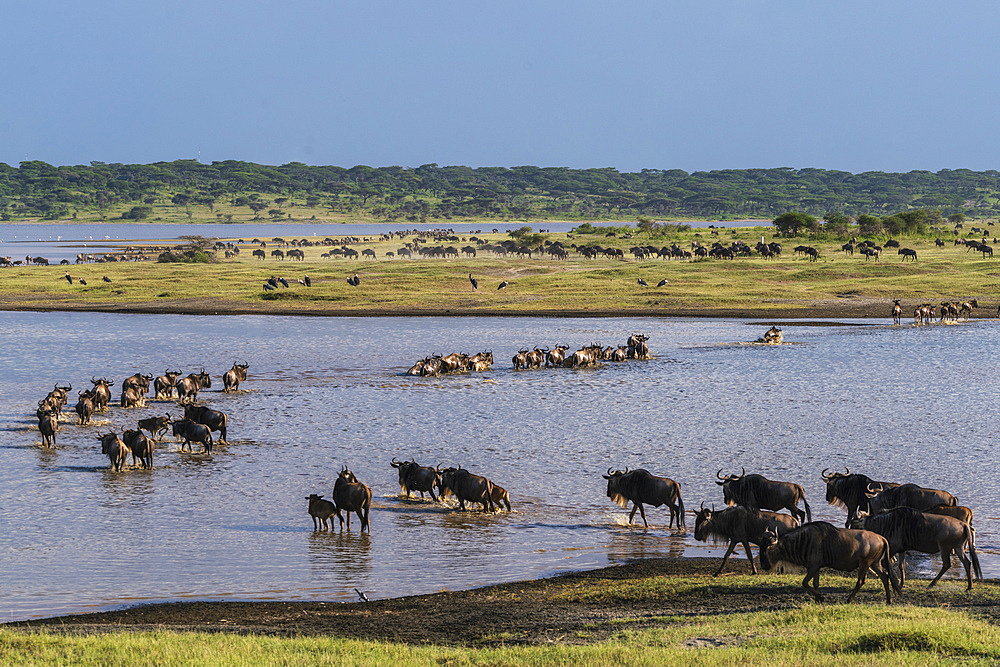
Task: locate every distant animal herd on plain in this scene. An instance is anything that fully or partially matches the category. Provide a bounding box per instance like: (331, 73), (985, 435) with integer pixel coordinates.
(27, 328), (987, 605)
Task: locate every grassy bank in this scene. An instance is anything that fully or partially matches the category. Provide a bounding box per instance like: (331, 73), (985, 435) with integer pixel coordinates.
(2, 229), (999, 318)
(7, 559), (1000, 665)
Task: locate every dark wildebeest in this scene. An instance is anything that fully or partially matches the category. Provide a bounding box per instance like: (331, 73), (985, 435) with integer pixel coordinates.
(821, 468), (898, 527)
(121, 428), (154, 469)
(390, 457), (440, 501)
(603, 468), (685, 529)
(121, 373), (153, 398)
(332, 467), (372, 531)
(627, 334), (650, 360)
(306, 494), (338, 530)
(90, 377), (115, 412)
(694, 504), (800, 575)
(467, 351), (493, 372)
(37, 409), (57, 447)
(490, 484), (512, 512)
(176, 370), (211, 403)
(120, 385), (145, 408)
(544, 345), (570, 368)
(960, 299), (979, 320)
(439, 352), (469, 374)
(171, 418), (214, 454)
(183, 404), (228, 443)
(717, 469), (811, 523)
(925, 504), (974, 524)
(419, 356), (443, 377)
(512, 348), (529, 370)
(437, 466), (497, 513)
(851, 507), (982, 590)
(98, 432), (130, 471)
(525, 347), (547, 369)
(252, 248), (266, 260)
(154, 369), (183, 399)
(858, 483), (957, 522)
(891, 299), (902, 325)
(74, 390), (95, 425)
(406, 357), (429, 376)
(137, 414), (171, 440)
(759, 521), (897, 604)
(898, 248), (917, 261)
(45, 383), (72, 417)
(223, 361), (249, 392)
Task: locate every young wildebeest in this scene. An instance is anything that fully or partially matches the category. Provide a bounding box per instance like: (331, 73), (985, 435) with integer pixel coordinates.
(183, 404), (228, 443)
(137, 414), (172, 440)
(121, 428), (154, 469)
(306, 494), (338, 530)
(390, 458), (439, 501)
(332, 467), (372, 532)
(603, 468), (685, 529)
(171, 418), (214, 454)
(925, 504), (974, 525)
(857, 483), (957, 523)
(490, 484), (512, 512)
(759, 521), (897, 604)
(694, 505), (799, 575)
(851, 507), (982, 590)
(97, 432), (130, 472)
(223, 361), (249, 392)
(716, 469), (811, 523)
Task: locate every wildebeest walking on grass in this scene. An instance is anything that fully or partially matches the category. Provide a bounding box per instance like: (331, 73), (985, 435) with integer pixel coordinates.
(694, 504), (799, 575)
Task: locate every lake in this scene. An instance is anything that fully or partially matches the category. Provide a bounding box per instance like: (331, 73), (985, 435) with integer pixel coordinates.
(0, 313), (995, 620)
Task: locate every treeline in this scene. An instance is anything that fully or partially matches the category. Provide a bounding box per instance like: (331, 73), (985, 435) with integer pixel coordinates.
(2, 160), (1000, 222)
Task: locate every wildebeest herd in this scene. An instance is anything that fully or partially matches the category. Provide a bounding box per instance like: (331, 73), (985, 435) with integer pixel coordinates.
(512, 334), (651, 369)
(31, 361), (250, 470)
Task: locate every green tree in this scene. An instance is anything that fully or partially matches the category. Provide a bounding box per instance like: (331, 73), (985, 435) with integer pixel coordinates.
(772, 211), (816, 236)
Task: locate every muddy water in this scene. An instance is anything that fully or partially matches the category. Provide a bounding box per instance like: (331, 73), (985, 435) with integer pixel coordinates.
(0, 313), (996, 620)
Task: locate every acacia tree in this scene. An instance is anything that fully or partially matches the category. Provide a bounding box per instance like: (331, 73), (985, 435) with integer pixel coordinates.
(772, 211), (816, 236)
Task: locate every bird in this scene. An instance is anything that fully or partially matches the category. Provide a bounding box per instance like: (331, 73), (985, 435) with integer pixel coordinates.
(656, 279), (668, 287)
(263, 282), (276, 291)
(64, 272), (72, 284)
(347, 273), (360, 286)
(497, 280), (508, 290)
(637, 278), (648, 287)
(267, 276), (279, 289)
(469, 273), (478, 290)
(304, 275), (311, 287)
(79, 278), (87, 285)
(354, 588), (369, 602)
(278, 277), (289, 288)
(102, 275), (112, 283)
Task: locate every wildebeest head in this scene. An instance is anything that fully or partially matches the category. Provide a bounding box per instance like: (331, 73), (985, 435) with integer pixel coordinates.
(821, 467), (852, 505)
(602, 467), (630, 508)
(715, 468), (746, 506)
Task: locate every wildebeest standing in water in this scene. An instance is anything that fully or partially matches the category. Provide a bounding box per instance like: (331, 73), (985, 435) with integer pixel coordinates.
(603, 468), (685, 529)
(223, 361), (249, 392)
(171, 418), (214, 454)
(184, 404), (228, 443)
(137, 414), (172, 440)
(821, 467), (898, 527)
(121, 428), (154, 469)
(176, 370), (211, 404)
(332, 467), (372, 532)
(693, 504), (799, 575)
(306, 494), (337, 530)
(759, 521), (897, 604)
(716, 469), (811, 523)
(75, 390), (95, 425)
(859, 483), (957, 521)
(37, 409), (57, 447)
(98, 432), (130, 472)
(90, 377), (115, 412)
(851, 507), (982, 590)
(437, 466), (497, 513)
(390, 457), (440, 501)
(154, 369), (182, 399)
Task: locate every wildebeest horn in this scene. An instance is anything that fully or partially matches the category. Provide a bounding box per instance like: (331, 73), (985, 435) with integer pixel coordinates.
(391, 457), (400, 465)
(821, 468), (832, 480)
(716, 469), (726, 480)
(699, 501), (705, 511)
(622, 466), (629, 474)
(607, 467), (615, 476)
(738, 467), (745, 479)
(843, 466), (850, 475)
(92, 376), (98, 383)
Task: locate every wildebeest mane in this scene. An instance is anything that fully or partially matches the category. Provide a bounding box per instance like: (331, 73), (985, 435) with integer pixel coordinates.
(609, 492), (629, 509)
(697, 506), (748, 545)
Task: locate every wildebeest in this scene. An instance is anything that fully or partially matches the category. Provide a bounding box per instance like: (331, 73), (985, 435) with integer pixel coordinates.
(45, 383), (72, 417)
(74, 390), (95, 425)
(90, 377), (115, 412)
(171, 418), (214, 454)
(154, 369), (183, 399)
(332, 467), (372, 531)
(960, 299), (979, 320)
(252, 248), (266, 260)
(694, 504), (799, 575)
(306, 494), (338, 530)
(120, 385), (145, 408)
(525, 347), (547, 369)
(759, 521), (897, 604)
(821, 468), (898, 527)
(891, 299), (902, 325)
(121, 428), (154, 469)
(603, 468), (685, 529)
(717, 469), (811, 523)
(406, 357), (430, 376)
(437, 466), (497, 513)
(859, 483), (957, 521)
(121, 372), (153, 398)
(37, 409), (57, 447)
(439, 352), (469, 374)
(925, 504), (974, 524)
(512, 348), (529, 370)
(137, 414), (171, 440)
(626, 334), (649, 360)
(183, 404), (228, 443)
(98, 432), (130, 471)
(490, 484), (512, 512)
(544, 345), (570, 368)
(466, 351), (493, 372)
(419, 355), (443, 377)
(898, 248), (917, 261)
(176, 370), (211, 403)
(390, 457), (440, 501)
(851, 507), (982, 590)
(223, 361), (249, 392)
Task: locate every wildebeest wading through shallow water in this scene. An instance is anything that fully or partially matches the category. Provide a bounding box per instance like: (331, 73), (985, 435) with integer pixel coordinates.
(390, 458), (439, 501)
(332, 467), (372, 532)
(759, 521), (897, 604)
(176, 370), (211, 404)
(603, 468), (685, 529)
(717, 469), (811, 523)
(223, 361), (249, 392)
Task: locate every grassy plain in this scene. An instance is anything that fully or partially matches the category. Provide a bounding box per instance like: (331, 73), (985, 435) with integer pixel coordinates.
(2, 227), (999, 318)
(7, 559), (1000, 665)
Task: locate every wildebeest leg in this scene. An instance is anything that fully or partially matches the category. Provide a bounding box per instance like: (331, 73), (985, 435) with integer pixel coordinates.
(846, 564), (868, 603)
(312, 515), (319, 530)
(956, 545), (974, 590)
(714, 540), (741, 576)
(629, 502), (649, 527)
(896, 552), (907, 589)
(742, 542), (757, 574)
(802, 568), (824, 602)
(928, 546), (953, 588)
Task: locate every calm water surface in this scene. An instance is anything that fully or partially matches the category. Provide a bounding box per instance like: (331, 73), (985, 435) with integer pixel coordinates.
(0, 313), (996, 620)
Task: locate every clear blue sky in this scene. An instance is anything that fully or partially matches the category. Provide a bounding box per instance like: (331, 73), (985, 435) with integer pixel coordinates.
(4, 1), (999, 173)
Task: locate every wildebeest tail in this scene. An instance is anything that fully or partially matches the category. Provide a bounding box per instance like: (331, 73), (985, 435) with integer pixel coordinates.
(677, 492), (686, 529)
(802, 496), (812, 523)
(968, 525), (983, 580)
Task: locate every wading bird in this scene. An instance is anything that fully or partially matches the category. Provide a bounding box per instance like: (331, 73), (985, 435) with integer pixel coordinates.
(469, 273), (478, 290)
(657, 279), (668, 287)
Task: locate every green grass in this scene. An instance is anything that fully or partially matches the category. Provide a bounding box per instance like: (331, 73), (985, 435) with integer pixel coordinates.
(3, 605), (999, 665)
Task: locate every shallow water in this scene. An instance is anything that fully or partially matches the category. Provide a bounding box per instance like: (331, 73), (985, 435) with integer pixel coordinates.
(0, 313), (995, 620)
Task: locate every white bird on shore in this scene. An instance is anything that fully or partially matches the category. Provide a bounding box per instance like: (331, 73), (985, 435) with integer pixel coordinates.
(354, 588), (369, 602)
